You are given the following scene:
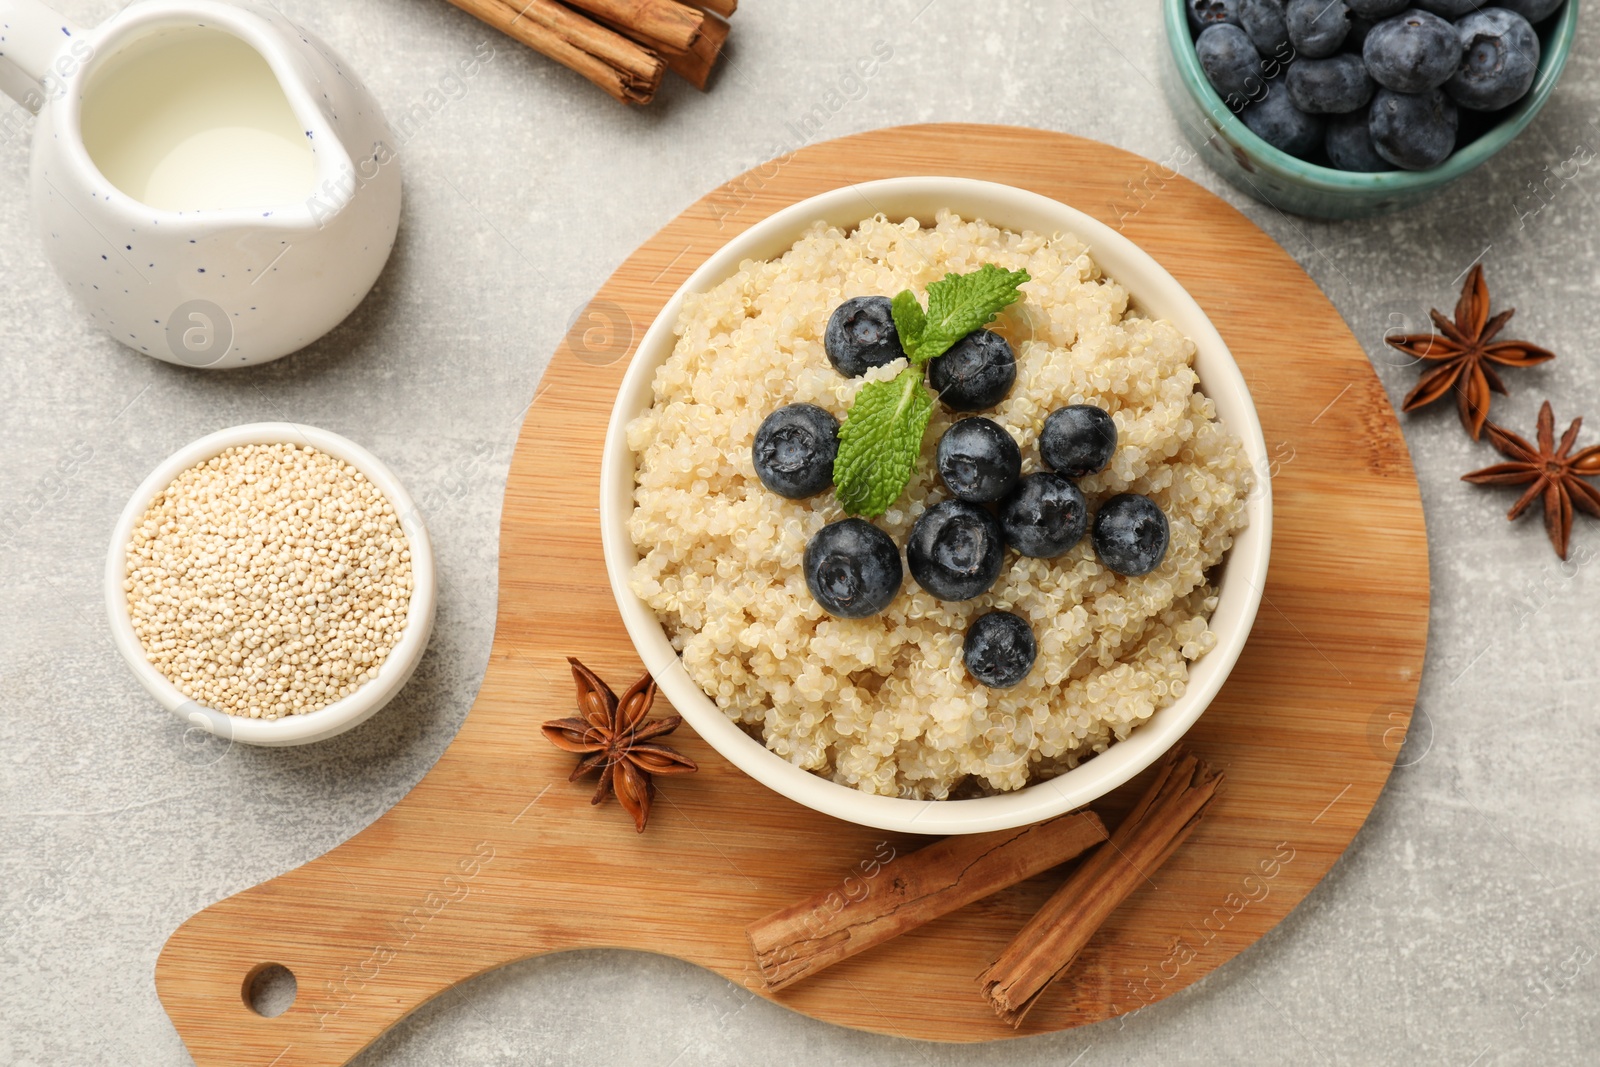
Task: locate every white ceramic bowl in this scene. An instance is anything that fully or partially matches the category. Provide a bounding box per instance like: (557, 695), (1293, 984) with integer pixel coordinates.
(600, 177), (1271, 834)
(105, 423), (436, 746)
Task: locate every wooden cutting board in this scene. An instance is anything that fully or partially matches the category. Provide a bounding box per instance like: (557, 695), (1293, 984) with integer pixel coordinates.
(155, 124), (1429, 1065)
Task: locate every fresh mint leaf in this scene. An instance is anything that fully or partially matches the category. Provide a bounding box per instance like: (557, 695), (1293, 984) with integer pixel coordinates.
(908, 264), (1030, 364)
(833, 366), (935, 517)
(891, 289), (927, 353)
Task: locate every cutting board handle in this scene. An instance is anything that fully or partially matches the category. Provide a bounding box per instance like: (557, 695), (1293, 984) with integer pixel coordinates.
(155, 796), (571, 1065)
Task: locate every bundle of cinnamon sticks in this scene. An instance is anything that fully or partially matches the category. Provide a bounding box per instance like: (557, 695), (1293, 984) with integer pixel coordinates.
(746, 750), (1225, 1027)
(446, 0), (734, 105)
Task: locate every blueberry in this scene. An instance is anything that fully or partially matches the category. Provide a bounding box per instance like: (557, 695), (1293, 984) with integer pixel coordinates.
(803, 518), (903, 618)
(1363, 10), (1462, 93)
(1286, 0), (1351, 58)
(1092, 494), (1171, 577)
(1445, 9), (1539, 112)
(963, 611), (1037, 689)
(1187, 0), (1243, 33)
(751, 404), (838, 499)
(906, 500), (1005, 602)
(824, 296), (902, 378)
(927, 330), (1016, 412)
(1258, 38), (1298, 80)
(1039, 404), (1117, 478)
(1347, 0), (1407, 16)
(1197, 24), (1265, 102)
(936, 417), (1021, 503)
(1238, 0), (1291, 55)
(1412, 0), (1485, 16)
(999, 472), (1088, 559)
(1370, 86), (1459, 169)
(1286, 53), (1376, 113)
(1498, 0), (1565, 20)
(1325, 111), (1394, 170)
(1241, 78), (1326, 158)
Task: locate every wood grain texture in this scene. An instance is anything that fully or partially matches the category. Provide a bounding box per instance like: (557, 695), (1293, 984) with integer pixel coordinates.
(154, 124), (1430, 1065)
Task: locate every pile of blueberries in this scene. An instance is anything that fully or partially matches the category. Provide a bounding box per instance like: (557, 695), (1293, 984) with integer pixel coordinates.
(749, 295), (1173, 690)
(1187, 0), (1563, 171)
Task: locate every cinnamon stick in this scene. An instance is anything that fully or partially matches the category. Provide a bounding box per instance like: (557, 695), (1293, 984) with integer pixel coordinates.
(446, 0), (663, 105)
(747, 811), (1107, 992)
(584, 5), (728, 92)
(978, 751), (1223, 1027)
(562, 0), (705, 52)
(693, 0), (736, 17)
(664, 13), (727, 90)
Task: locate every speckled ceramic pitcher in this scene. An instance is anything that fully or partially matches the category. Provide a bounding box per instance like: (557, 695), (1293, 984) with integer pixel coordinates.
(0, 0), (400, 367)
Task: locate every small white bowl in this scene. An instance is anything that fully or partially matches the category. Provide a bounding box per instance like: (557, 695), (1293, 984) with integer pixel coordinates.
(106, 423), (436, 746)
(600, 177), (1272, 834)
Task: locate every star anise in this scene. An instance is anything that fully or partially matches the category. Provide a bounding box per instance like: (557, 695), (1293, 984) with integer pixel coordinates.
(541, 658), (697, 832)
(1388, 264), (1555, 440)
(1462, 401), (1600, 560)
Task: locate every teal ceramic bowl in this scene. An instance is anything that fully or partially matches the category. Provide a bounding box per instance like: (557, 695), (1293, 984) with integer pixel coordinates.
(1161, 0), (1580, 218)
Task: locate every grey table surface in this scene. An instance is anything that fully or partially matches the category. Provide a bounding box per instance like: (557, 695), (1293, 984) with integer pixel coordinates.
(2, 1), (1597, 1064)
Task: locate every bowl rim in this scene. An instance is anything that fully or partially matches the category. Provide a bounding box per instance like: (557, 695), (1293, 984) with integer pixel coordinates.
(599, 176), (1272, 834)
(104, 422), (436, 747)
(1161, 0), (1581, 192)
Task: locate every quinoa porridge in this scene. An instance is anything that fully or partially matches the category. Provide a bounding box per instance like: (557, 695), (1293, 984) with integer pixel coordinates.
(625, 212), (1252, 799)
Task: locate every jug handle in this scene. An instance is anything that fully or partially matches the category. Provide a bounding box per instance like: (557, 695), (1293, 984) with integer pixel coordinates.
(0, 0), (85, 113)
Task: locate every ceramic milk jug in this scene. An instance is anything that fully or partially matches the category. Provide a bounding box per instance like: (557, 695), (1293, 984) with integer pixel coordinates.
(0, 0), (401, 366)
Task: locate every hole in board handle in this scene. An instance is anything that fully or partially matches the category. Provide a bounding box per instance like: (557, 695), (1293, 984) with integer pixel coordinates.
(243, 962), (297, 1018)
